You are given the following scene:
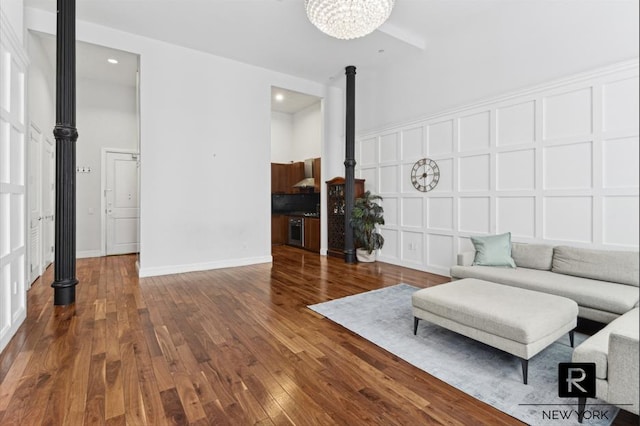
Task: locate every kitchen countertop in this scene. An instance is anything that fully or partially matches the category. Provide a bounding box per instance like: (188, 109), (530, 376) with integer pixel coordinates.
(273, 211), (320, 218)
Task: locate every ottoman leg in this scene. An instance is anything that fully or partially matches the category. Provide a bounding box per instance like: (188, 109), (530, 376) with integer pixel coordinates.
(521, 358), (528, 385)
(577, 397), (587, 423)
(569, 330), (575, 348)
(413, 317), (420, 335)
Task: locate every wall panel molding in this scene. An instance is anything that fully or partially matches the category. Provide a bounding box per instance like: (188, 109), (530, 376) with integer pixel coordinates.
(0, 11), (28, 353)
(357, 60), (639, 277)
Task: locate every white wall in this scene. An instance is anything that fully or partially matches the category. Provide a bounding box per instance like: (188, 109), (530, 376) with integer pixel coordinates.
(0, 2), (27, 353)
(357, 62), (639, 276)
(356, 1), (639, 134)
(27, 34), (138, 259)
(1, 0), (23, 45)
(26, 8), (335, 277)
(291, 102), (321, 161)
(270, 111), (293, 163)
(27, 33), (54, 133)
(76, 77), (138, 257)
(271, 103), (321, 164)
(320, 88), (345, 255)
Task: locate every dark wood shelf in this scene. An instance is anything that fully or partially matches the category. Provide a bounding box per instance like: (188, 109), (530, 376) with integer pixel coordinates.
(326, 177), (364, 259)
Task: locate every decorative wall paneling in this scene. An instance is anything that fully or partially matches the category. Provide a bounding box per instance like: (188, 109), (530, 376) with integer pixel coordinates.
(356, 61), (639, 276)
(0, 9), (28, 352)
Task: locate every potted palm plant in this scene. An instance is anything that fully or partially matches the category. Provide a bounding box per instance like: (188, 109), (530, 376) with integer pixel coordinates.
(350, 191), (385, 262)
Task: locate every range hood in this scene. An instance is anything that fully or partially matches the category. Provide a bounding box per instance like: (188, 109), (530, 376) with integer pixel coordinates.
(293, 159), (315, 188)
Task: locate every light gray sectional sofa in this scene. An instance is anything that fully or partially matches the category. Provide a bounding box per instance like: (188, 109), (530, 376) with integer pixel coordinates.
(450, 242), (639, 419)
(450, 244), (639, 324)
(573, 307), (639, 418)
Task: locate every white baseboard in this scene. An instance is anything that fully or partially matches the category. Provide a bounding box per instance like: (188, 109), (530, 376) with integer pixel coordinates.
(377, 256), (451, 278)
(0, 309), (26, 354)
(77, 250), (103, 259)
(138, 255), (273, 278)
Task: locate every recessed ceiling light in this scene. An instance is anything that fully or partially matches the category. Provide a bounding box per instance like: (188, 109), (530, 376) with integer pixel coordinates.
(275, 93), (284, 102)
(107, 58), (119, 64)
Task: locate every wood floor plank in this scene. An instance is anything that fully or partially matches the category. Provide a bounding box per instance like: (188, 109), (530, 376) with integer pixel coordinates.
(134, 350), (168, 426)
(63, 337), (92, 425)
(174, 345), (216, 406)
(159, 387), (188, 425)
(0, 247), (637, 425)
(172, 371), (206, 424)
(105, 360), (125, 420)
(0, 349), (32, 411)
(84, 353), (106, 426)
(120, 340), (148, 426)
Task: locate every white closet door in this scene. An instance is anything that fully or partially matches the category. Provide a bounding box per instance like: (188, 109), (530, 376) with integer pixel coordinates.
(105, 151), (139, 255)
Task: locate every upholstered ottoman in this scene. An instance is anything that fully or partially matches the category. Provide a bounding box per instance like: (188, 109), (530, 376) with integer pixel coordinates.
(412, 278), (578, 384)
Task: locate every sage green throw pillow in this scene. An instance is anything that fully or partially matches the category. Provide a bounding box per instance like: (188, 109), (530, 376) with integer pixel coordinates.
(471, 233), (516, 268)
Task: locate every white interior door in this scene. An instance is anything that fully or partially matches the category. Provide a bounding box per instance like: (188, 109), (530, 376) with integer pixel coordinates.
(105, 151), (140, 255)
(42, 138), (55, 266)
(28, 125), (42, 284)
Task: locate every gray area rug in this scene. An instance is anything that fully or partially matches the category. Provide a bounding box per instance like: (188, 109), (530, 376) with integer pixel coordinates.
(308, 283), (619, 426)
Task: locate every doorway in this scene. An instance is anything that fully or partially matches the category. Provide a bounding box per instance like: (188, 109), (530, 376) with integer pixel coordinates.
(28, 124), (42, 284)
(102, 149), (140, 255)
(42, 137), (55, 267)
(28, 32), (140, 260)
(27, 123), (55, 286)
(270, 86), (323, 252)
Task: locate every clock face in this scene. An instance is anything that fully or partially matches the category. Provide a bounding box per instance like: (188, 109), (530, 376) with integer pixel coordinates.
(411, 158), (440, 192)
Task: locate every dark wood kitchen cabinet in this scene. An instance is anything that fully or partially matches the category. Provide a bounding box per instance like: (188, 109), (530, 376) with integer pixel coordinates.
(271, 161), (304, 194)
(326, 177), (365, 258)
(304, 217), (320, 252)
(271, 161), (305, 194)
(271, 215), (288, 245)
(271, 158), (321, 194)
(288, 162), (305, 193)
(271, 163), (289, 194)
(313, 157), (321, 192)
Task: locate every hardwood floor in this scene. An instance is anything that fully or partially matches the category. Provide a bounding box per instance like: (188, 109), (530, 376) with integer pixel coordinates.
(0, 246), (637, 425)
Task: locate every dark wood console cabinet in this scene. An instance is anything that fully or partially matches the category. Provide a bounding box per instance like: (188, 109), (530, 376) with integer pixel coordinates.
(326, 177), (365, 258)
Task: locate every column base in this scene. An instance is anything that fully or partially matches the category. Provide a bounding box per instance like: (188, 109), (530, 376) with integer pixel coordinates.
(52, 278), (78, 306)
(345, 250), (357, 264)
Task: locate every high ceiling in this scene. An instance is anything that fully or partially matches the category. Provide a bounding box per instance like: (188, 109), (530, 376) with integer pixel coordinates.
(271, 87), (320, 114)
(32, 31), (139, 88)
(25, 0), (639, 116)
(24, 0), (504, 84)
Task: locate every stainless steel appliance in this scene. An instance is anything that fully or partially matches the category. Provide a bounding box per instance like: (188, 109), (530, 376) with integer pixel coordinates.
(288, 217), (304, 247)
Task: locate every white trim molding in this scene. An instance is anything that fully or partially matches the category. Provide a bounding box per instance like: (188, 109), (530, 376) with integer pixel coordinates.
(356, 60), (640, 277)
(138, 256), (273, 278)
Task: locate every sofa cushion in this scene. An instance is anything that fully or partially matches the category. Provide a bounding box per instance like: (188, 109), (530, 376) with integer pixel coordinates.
(552, 246), (639, 287)
(511, 243), (554, 270)
(471, 233), (515, 267)
(449, 265), (639, 316)
(572, 308), (639, 379)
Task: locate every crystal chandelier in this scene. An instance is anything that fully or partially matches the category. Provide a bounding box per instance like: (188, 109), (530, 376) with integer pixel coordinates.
(305, 0), (395, 40)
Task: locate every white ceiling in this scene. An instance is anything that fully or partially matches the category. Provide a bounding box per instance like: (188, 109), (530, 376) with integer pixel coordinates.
(24, 0), (506, 84)
(25, 0), (636, 114)
(32, 31), (139, 88)
(271, 87), (320, 114)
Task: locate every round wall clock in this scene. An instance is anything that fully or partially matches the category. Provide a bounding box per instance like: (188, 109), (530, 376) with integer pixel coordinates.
(411, 158), (440, 192)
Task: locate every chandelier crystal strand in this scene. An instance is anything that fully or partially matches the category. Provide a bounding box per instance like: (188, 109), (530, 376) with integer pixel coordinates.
(305, 0), (395, 40)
